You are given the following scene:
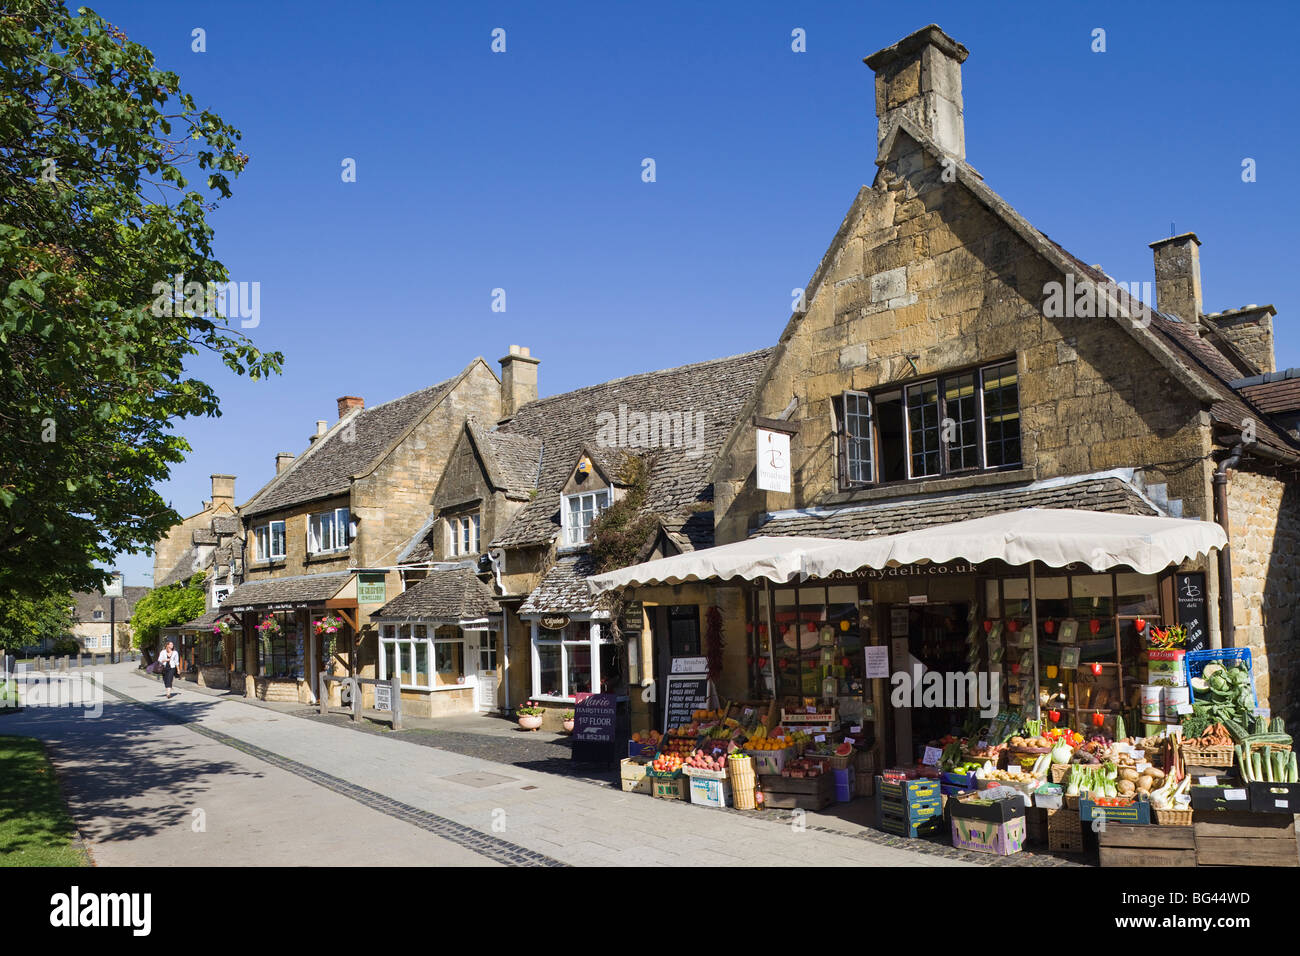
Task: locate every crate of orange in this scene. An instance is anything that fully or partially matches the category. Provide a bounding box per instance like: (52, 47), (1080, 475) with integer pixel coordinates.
(745, 737), (793, 775)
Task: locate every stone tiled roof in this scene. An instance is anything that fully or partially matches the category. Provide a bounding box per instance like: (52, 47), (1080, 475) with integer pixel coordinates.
(179, 609), (224, 630)
(491, 348), (775, 549)
(1233, 370), (1300, 415)
(220, 572), (351, 610)
(192, 528), (218, 545)
(373, 567), (500, 623)
(70, 587), (150, 623)
(471, 421), (543, 499)
(241, 378), (457, 517)
(212, 515), (242, 535)
(519, 553), (613, 616)
(755, 476), (1160, 540)
(156, 548), (201, 589)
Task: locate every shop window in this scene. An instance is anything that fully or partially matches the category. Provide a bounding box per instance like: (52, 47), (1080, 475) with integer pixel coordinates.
(234, 634), (245, 672)
(479, 632), (498, 671)
(447, 513), (480, 556)
(668, 605), (700, 658)
(835, 359), (1020, 488)
(254, 521), (286, 562)
(257, 614), (298, 678)
(531, 621), (614, 700)
(562, 490), (610, 547)
(379, 623), (464, 689)
(308, 508), (350, 555)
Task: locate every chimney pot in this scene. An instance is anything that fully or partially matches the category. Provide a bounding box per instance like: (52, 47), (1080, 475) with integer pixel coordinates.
(276, 452), (296, 475)
(498, 346), (541, 420)
(336, 396), (364, 419)
(865, 24), (969, 161)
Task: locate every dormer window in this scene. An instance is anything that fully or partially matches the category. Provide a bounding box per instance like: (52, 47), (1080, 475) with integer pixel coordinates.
(92, 610), (104, 621)
(562, 489), (610, 547)
(308, 508), (351, 555)
(448, 513), (481, 556)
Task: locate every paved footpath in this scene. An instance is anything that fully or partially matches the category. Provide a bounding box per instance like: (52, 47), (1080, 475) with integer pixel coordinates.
(2, 664), (978, 867)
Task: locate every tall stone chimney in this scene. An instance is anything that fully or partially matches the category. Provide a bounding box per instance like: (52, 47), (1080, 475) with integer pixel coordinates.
(499, 345), (540, 419)
(210, 474), (236, 511)
(865, 24), (969, 161)
(276, 452), (296, 475)
(336, 395), (364, 419)
(1149, 233), (1203, 323)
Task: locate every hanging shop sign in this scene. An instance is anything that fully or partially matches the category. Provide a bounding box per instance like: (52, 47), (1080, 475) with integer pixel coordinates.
(357, 573), (387, 604)
(756, 428), (792, 493)
(540, 615), (570, 631)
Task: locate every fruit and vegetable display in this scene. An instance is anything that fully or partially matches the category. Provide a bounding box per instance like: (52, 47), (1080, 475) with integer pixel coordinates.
(1237, 740), (1299, 784)
(630, 730), (662, 746)
(650, 753), (683, 774)
(684, 749), (727, 772)
(1185, 661), (1256, 733)
(782, 757), (826, 778)
(1181, 723), (1233, 749)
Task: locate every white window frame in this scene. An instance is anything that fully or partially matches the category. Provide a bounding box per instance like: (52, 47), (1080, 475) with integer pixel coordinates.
(378, 623), (467, 691)
(447, 513), (481, 557)
(529, 620), (609, 702)
(254, 520), (286, 562)
(561, 490), (610, 548)
(308, 508), (350, 555)
(841, 390), (874, 486)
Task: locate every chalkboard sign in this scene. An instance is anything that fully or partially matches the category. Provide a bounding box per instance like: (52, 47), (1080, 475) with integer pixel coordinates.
(663, 674), (711, 733)
(1174, 572), (1208, 653)
(573, 693), (617, 743)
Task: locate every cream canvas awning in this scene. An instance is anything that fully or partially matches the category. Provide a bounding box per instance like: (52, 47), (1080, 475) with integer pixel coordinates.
(584, 536), (847, 593)
(587, 509), (1227, 595)
(799, 508), (1228, 578)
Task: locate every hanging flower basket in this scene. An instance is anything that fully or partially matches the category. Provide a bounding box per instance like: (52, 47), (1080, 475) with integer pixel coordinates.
(256, 615), (281, 638)
(314, 615), (344, 636)
(211, 620), (233, 638)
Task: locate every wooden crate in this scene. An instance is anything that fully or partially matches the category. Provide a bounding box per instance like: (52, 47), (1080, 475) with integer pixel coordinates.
(1099, 823), (1196, 867)
(761, 771), (833, 810)
(1193, 811), (1299, 867)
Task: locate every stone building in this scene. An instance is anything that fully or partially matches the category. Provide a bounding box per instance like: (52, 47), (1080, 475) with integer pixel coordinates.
(218, 358), (503, 703)
(69, 587), (150, 655)
(598, 25), (1300, 750)
(384, 347), (773, 726)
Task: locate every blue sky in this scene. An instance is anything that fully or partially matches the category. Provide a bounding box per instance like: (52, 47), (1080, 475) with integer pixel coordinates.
(99, 0), (1300, 586)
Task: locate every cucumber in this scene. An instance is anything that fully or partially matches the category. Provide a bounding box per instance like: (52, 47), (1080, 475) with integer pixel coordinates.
(1244, 733), (1293, 746)
(1222, 718), (1252, 743)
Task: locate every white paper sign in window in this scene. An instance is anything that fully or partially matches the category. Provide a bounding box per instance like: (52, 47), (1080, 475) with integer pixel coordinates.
(756, 428), (791, 493)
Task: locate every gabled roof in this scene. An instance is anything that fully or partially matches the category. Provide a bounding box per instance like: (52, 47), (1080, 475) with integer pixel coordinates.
(518, 553), (612, 616)
(491, 348), (774, 550)
(373, 567), (500, 623)
(466, 420), (542, 499)
(241, 360), (492, 518)
(70, 586), (150, 623)
(754, 474), (1161, 540)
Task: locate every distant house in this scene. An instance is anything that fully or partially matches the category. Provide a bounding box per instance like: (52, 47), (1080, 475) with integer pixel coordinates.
(69, 587), (150, 655)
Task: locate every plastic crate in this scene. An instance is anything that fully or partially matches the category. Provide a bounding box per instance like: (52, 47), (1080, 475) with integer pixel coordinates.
(877, 777), (942, 803)
(878, 812), (943, 838)
(1185, 648), (1258, 709)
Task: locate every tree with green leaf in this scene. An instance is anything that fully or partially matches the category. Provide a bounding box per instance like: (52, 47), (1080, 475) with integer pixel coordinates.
(0, 591), (75, 653)
(129, 571), (204, 658)
(0, 2), (282, 601)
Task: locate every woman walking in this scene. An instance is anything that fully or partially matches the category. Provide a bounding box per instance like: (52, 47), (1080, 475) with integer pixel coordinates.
(161, 640), (180, 700)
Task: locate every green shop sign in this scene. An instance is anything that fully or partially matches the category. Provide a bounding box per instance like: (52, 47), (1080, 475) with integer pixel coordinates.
(357, 573), (386, 604)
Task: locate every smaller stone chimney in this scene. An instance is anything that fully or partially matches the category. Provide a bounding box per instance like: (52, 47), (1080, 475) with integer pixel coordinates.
(210, 474), (236, 511)
(865, 24), (969, 161)
(1149, 233), (1203, 323)
(337, 395), (364, 419)
(276, 452), (296, 475)
(310, 420), (328, 443)
(499, 345), (540, 419)
(1205, 305), (1277, 376)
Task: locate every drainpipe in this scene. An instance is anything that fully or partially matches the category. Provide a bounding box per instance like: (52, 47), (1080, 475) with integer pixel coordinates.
(1212, 443), (1244, 649)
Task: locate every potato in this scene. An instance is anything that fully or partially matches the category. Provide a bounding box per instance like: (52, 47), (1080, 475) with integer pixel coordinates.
(1146, 768), (1165, 780)
(1119, 768), (1140, 783)
(1117, 780), (1136, 795)
(1137, 774), (1154, 791)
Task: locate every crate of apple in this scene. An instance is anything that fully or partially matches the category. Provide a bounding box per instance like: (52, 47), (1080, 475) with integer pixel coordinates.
(685, 749), (727, 772)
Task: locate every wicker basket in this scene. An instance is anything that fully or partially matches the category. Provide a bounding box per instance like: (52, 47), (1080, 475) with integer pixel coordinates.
(1047, 807), (1084, 852)
(1050, 763), (1071, 784)
(1154, 807), (1193, 826)
(728, 756), (757, 810)
(1247, 740), (1293, 753)
(1179, 743), (1235, 767)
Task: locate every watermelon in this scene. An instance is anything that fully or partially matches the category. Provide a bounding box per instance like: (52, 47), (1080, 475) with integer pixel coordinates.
(834, 742), (852, 757)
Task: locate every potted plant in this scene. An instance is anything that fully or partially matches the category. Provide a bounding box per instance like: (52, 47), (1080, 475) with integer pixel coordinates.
(561, 710), (575, 733)
(516, 702), (545, 731)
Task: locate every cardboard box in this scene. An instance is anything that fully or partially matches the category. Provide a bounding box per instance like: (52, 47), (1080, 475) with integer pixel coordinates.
(687, 775), (731, 808)
(951, 816), (1027, 855)
(619, 758), (652, 795)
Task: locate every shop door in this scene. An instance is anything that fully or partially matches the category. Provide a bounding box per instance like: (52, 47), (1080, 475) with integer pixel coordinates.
(887, 602), (971, 765)
(471, 630), (499, 713)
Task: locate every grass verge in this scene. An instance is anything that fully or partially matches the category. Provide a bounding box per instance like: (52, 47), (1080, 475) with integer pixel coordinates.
(0, 736), (90, 866)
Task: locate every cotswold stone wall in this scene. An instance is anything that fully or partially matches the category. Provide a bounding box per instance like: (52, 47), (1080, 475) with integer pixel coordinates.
(1226, 469), (1300, 720)
(714, 129), (1214, 545)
